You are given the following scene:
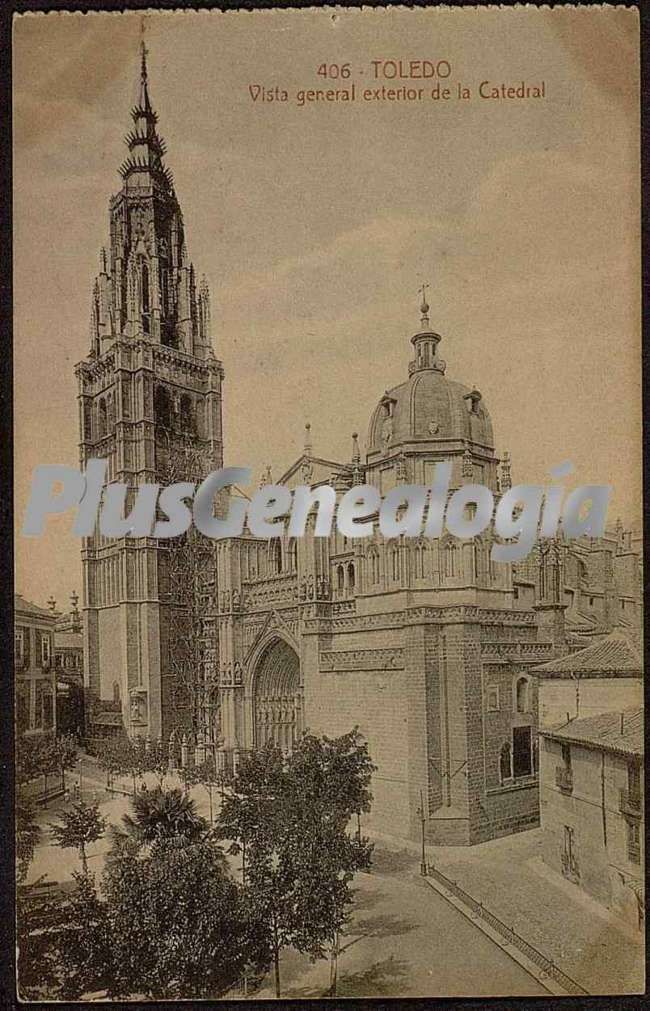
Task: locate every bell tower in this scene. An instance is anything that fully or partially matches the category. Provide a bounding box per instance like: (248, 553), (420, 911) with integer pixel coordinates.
(76, 43), (223, 741)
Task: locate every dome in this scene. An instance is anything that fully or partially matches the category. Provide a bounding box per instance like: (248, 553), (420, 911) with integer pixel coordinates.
(367, 368), (494, 454)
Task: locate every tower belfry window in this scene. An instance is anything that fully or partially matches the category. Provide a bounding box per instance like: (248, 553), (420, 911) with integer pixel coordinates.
(141, 259), (150, 334)
(98, 397), (107, 439)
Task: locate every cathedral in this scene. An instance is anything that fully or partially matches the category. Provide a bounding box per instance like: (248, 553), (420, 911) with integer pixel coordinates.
(78, 48), (642, 845)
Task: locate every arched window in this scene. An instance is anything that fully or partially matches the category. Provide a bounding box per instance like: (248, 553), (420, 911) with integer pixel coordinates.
(289, 539), (298, 572)
(154, 386), (172, 429)
(415, 542), (428, 580)
(515, 676), (529, 714)
(180, 394), (193, 433)
(499, 742), (512, 784)
(97, 397), (107, 438)
(337, 565), (345, 594)
(347, 562), (355, 593)
(112, 681), (121, 705)
(474, 541), (489, 582)
(106, 391), (115, 430)
(369, 549), (380, 584)
(444, 542), (458, 579)
(269, 540), (282, 575)
(391, 546), (400, 582)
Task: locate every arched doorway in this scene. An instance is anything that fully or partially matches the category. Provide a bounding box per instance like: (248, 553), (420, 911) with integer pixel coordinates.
(253, 638), (301, 752)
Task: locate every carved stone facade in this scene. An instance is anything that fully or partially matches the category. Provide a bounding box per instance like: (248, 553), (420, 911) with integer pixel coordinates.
(77, 48), (223, 741)
(215, 298), (642, 846)
(78, 53), (642, 847)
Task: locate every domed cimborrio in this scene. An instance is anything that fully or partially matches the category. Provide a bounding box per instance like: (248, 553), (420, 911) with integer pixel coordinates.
(366, 287), (498, 495)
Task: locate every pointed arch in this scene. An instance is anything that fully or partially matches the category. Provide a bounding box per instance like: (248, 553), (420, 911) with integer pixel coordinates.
(269, 539), (282, 575)
(444, 540), (459, 579)
(251, 637), (301, 751)
(154, 385), (172, 429)
(391, 543), (401, 582)
(97, 397), (107, 439)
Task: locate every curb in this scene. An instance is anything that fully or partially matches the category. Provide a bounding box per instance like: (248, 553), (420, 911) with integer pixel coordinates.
(417, 872), (587, 998)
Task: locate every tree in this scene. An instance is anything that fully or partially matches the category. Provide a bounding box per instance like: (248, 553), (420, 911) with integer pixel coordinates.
(95, 735), (128, 790)
(56, 838), (267, 1000)
(54, 733), (78, 792)
(16, 795), (41, 883)
(140, 737), (169, 786)
(217, 730), (375, 998)
(181, 753), (219, 824)
(118, 784), (208, 848)
(17, 880), (70, 1000)
(122, 737), (148, 796)
(49, 801), (106, 873)
(16, 731), (59, 799)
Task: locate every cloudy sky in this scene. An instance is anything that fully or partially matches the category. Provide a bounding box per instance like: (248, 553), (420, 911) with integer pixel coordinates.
(13, 6), (640, 609)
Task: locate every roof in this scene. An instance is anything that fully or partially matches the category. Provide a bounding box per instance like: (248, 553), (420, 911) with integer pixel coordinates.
(55, 631), (83, 649)
(531, 629), (642, 678)
(14, 594), (56, 621)
(367, 368), (494, 455)
(540, 707), (643, 757)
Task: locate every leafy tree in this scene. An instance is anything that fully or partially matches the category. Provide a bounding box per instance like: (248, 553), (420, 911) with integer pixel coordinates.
(16, 795), (41, 883)
(140, 737), (169, 786)
(181, 753), (220, 824)
(54, 733), (78, 791)
(17, 880), (69, 1000)
(123, 737), (149, 796)
(118, 784), (208, 848)
(217, 730), (375, 997)
(95, 734), (128, 789)
(58, 871), (113, 999)
(16, 731), (59, 797)
(56, 839), (267, 1000)
(49, 800), (106, 873)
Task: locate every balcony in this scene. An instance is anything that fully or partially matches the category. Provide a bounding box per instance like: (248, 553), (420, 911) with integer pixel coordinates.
(620, 788), (642, 819)
(555, 766), (573, 793)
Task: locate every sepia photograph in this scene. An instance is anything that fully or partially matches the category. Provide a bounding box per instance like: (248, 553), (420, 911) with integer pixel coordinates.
(11, 4), (644, 1001)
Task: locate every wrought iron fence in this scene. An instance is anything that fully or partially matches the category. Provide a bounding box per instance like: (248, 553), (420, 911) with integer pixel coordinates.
(425, 863), (589, 996)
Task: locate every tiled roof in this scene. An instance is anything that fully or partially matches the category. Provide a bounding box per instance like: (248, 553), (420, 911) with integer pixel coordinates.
(14, 594), (55, 620)
(540, 707), (643, 757)
(532, 630), (642, 678)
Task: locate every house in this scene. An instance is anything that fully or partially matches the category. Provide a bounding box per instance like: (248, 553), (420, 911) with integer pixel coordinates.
(532, 629), (643, 728)
(539, 707), (643, 931)
(15, 595), (57, 736)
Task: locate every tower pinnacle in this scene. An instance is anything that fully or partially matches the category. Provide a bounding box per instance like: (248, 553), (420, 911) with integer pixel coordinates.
(139, 38), (152, 111)
(419, 282), (430, 328)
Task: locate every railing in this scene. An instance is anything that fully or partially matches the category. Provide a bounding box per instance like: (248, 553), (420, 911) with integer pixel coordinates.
(425, 863), (589, 996)
(620, 788), (642, 818)
(555, 766), (573, 793)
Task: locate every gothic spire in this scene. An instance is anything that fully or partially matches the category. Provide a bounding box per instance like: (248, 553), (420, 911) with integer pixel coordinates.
(139, 39), (152, 112)
(119, 41), (173, 190)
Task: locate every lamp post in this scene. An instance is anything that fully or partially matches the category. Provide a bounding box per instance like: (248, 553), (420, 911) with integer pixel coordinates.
(416, 788), (428, 876)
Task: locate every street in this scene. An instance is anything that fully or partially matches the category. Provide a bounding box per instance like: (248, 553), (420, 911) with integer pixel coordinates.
(28, 756), (546, 1000)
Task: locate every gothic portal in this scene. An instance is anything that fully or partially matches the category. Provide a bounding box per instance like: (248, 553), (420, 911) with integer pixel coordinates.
(252, 639), (302, 750)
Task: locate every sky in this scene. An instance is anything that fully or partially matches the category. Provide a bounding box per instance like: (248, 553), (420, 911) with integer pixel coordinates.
(13, 6), (641, 609)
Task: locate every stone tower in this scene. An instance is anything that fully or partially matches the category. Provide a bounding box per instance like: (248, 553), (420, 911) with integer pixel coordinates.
(76, 44), (223, 741)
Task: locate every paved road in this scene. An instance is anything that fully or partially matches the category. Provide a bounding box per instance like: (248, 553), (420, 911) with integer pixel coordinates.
(30, 760), (546, 1000)
(254, 847), (547, 999)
